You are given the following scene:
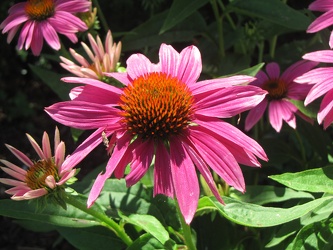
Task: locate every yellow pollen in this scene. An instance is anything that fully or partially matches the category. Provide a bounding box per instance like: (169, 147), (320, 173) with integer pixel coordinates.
(119, 72), (194, 139)
(263, 79), (287, 100)
(25, 0), (55, 21)
(25, 158), (59, 190)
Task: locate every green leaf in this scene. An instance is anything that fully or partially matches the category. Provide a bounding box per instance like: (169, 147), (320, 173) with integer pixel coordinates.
(233, 63), (265, 77)
(119, 212), (169, 245)
(197, 196), (332, 227)
(289, 218), (333, 250)
(58, 226), (125, 250)
(127, 233), (176, 250)
(159, 0), (209, 34)
(0, 198), (100, 228)
(230, 185), (314, 205)
(122, 11), (206, 52)
(230, 0), (310, 30)
(269, 166), (333, 193)
(290, 99), (319, 119)
(29, 64), (71, 101)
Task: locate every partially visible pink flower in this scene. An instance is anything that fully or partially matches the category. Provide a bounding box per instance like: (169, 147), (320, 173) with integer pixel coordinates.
(46, 43), (268, 224)
(307, 0), (333, 48)
(60, 30), (122, 81)
(0, 127), (76, 200)
(245, 61), (318, 132)
(295, 50), (333, 128)
(0, 0), (91, 56)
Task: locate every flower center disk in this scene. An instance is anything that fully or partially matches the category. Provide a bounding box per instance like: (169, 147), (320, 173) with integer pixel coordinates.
(25, 0), (55, 21)
(25, 158), (58, 190)
(120, 72), (194, 140)
(263, 79), (287, 100)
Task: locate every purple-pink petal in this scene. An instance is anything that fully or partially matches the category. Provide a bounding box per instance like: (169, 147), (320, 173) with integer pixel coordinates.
(170, 136), (199, 224)
(245, 98), (268, 131)
(307, 10), (333, 33)
(265, 62), (280, 79)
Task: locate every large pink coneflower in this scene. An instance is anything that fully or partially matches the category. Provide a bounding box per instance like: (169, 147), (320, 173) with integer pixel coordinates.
(60, 30), (122, 81)
(307, 0), (333, 48)
(0, 0), (91, 56)
(295, 50), (333, 129)
(245, 61), (318, 132)
(0, 127), (76, 200)
(46, 43), (268, 224)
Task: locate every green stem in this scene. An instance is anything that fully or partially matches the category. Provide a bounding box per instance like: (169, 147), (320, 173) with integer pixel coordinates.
(294, 129), (307, 168)
(211, 0), (225, 58)
(174, 197), (197, 250)
(269, 35), (277, 59)
(257, 41), (264, 64)
(63, 194), (133, 246)
(92, 0), (109, 32)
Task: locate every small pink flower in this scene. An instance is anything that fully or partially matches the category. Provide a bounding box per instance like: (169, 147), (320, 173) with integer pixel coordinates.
(245, 61), (318, 132)
(295, 50), (333, 128)
(0, 127), (76, 200)
(60, 30), (122, 80)
(46, 43), (268, 224)
(0, 0), (91, 56)
(307, 0), (333, 48)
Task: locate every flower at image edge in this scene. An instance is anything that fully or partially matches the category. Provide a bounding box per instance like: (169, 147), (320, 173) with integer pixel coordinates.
(307, 0), (333, 48)
(245, 61), (318, 132)
(46, 43), (268, 224)
(0, 127), (76, 200)
(295, 50), (333, 129)
(0, 0), (91, 56)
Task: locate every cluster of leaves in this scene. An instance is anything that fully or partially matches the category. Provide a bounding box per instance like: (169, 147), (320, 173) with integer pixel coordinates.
(1, 0), (333, 249)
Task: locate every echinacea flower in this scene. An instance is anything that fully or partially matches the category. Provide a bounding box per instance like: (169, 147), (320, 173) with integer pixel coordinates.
(307, 0), (333, 48)
(0, 127), (76, 200)
(295, 50), (333, 128)
(60, 30), (122, 81)
(46, 43), (268, 224)
(245, 61), (318, 132)
(0, 0), (91, 56)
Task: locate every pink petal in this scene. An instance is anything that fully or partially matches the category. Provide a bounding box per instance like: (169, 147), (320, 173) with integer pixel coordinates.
(45, 175), (56, 189)
(0, 167), (26, 181)
(45, 101), (121, 130)
(308, 1), (333, 11)
(5, 144), (33, 167)
(305, 78), (333, 105)
(126, 53), (157, 80)
(40, 21), (60, 50)
(55, 142), (65, 168)
(159, 43), (180, 77)
(170, 136), (199, 224)
(26, 133), (45, 160)
(318, 89), (333, 125)
(42, 131), (52, 159)
(177, 45), (202, 85)
(104, 72), (131, 86)
(295, 67), (333, 84)
(87, 132), (132, 207)
(125, 139), (154, 186)
(0, 160), (27, 176)
(23, 188), (48, 199)
(190, 75), (256, 95)
(61, 128), (105, 173)
(307, 11), (333, 33)
(195, 85), (267, 118)
(187, 128), (245, 192)
(281, 60), (318, 83)
(265, 62), (280, 79)
(245, 98), (268, 131)
(0, 178), (26, 187)
(30, 24), (43, 56)
(154, 141), (173, 197)
(302, 50), (333, 63)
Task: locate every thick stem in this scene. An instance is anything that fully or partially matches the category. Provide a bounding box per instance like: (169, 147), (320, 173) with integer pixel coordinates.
(174, 197), (197, 250)
(63, 194), (133, 246)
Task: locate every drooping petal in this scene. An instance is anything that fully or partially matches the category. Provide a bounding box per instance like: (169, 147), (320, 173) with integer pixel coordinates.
(305, 78), (333, 105)
(170, 136), (199, 224)
(307, 10), (333, 33)
(281, 60), (318, 83)
(244, 99), (268, 131)
(154, 141), (173, 197)
(318, 89), (333, 125)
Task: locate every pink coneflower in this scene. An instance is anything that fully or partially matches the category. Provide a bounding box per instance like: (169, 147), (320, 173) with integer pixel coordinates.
(307, 0), (333, 48)
(0, 127), (76, 200)
(0, 0), (91, 56)
(245, 61), (318, 132)
(46, 43), (268, 224)
(295, 50), (333, 129)
(60, 30), (122, 81)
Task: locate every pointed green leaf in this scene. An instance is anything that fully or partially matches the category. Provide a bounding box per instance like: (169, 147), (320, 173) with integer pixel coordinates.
(159, 0), (209, 34)
(230, 0), (310, 30)
(0, 196), (100, 228)
(269, 166), (333, 193)
(197, 196), (332, 227)
(119, 212), (169, 245)
(230, 185), (314, 205)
